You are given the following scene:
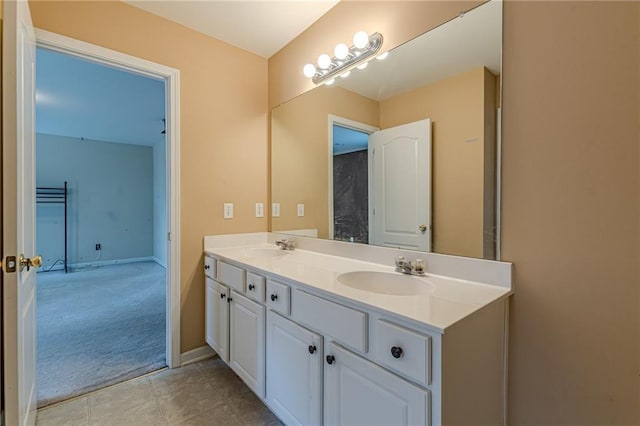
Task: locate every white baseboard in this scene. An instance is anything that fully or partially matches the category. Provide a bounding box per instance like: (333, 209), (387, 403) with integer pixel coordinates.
(180, 345), (216, 366)
(40, 256), (162, 273)
(69, 256), (155, 270)
(38, 256), (156, 272)
(152, 256), (167, 268)
(39, 264), (66, 272)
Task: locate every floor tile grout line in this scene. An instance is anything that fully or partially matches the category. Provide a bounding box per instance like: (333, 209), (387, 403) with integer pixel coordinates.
(86, 396), (92, 426)
(151, 387), (170, 426)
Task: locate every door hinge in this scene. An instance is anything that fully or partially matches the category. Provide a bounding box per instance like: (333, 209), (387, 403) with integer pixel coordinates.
(167, 232), (171, 241)
(3, 256), (17, 273)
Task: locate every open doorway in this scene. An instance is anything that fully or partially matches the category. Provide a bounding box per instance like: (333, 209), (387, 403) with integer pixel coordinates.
(34, 40), (175, 407)
(331, 124), (370, 243)
(328, 116), (377, 242)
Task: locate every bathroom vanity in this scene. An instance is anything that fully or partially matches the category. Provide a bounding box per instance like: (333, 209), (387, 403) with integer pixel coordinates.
(204, 233), (512, 426)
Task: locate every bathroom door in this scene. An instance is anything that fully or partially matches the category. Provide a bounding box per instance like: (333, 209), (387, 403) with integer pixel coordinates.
(368, 119), (431, 251)
(2, 0), (39, 424)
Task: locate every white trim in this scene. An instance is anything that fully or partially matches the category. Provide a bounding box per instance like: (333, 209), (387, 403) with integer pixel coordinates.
(152, 256), (167, 268)
(34, 29), (182, 368)
(166, 66), (182, 369)
(38, 256), (155, 273)
(180, 345), (216, 366)
(327, 115), (378, 240)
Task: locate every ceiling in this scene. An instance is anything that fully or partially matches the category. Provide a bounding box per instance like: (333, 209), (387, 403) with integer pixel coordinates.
(36, 47), (166, 146)
(123, 0), (340, 58)
(333, 124), (369, 156)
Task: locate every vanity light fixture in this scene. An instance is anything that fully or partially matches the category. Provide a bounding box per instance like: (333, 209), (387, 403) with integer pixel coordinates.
(302, 31), (384, 85)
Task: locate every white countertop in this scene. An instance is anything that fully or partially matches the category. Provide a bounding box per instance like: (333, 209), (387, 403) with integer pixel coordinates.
(205, 239), (512, 333)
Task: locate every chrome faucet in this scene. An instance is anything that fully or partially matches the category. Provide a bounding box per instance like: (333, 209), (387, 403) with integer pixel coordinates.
(395, 256), (425, 275)
(275, 238), (295, 251)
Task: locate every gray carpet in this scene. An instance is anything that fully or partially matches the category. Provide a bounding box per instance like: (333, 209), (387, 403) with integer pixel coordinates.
(37, 261), (166, 407)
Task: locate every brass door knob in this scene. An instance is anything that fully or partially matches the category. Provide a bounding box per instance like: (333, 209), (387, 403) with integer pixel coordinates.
(19, 254), (42, 272)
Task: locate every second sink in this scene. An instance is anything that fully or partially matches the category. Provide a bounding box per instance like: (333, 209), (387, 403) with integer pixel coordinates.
(337, 271), (434, 296)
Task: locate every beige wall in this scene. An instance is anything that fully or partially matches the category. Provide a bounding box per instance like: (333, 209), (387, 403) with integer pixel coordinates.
(270, 0), (640, 423)
(501, 1), (639, 423)
(271, 86), (378, 238)
(28, 0), (269, 353)
(380, 66), (496, 258)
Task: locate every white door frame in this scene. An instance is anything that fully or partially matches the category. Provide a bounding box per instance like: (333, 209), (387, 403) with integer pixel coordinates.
(34, 29), (181, 368)
(327, 115), (378, 240)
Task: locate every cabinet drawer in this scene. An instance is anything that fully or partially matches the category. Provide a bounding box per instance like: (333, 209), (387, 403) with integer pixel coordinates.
(204, 256), (216, 279)
(374, 320), (431, 387)
(246, 272), (265, 303)
(292, 289), (367, 353)
(266, 280), (290, 315)
(217, 260), (246, 293)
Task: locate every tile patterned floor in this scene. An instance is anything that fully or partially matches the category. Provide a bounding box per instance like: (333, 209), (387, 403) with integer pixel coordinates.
(36, 357), (283, 426)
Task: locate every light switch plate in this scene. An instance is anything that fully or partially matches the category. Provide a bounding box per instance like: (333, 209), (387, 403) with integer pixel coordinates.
(272, 203), (280, 217)
(223, 203), (233, 219)
(255, 203), (264, 218)
(297, 203), (305, 217)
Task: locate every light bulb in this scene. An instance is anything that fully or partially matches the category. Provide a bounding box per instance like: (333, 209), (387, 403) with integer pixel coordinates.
(325, 78), (335, 86)
(357, 62), (368, 70)
(376, 52), (389, 61)
(303, 64), (316, 78)
(318, 54), (332, 69)
(334, 43), (349, 60)
(353, 31), (369, 49)
(340, 71), (350, 78)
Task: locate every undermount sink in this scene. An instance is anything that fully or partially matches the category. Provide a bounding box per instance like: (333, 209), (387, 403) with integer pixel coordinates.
(243, 247), (290, 258)
(337, 271), (434, 296)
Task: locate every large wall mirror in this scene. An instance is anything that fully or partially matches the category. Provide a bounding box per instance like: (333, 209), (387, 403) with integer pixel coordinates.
(271, 0), (502, 260)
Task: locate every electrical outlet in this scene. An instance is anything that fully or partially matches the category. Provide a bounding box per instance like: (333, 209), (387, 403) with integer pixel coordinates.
(95, 243), (101, 251)
(223, 203), (234, 219)
(255, 203), (264, 218)
(272, 203), (280, 217)
(297, 203), (305, 217)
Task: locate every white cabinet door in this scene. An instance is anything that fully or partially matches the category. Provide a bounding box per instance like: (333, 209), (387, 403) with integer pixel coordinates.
(325, 342), (430, 426)
(205, 277), (230, 363)
(229, 291), (266, 398)
(266, 311), (323, 426)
